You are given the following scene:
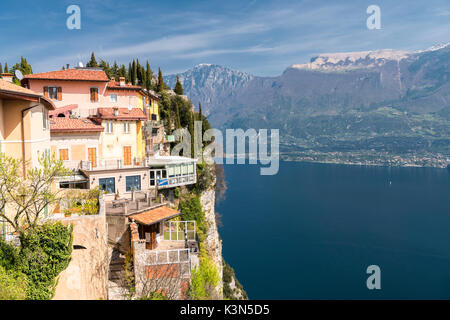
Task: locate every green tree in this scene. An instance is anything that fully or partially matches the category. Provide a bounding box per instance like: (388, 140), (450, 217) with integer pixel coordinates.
(145, 61), (153, 91)
(131, 60), (137, 85)
(99, 59), (111, 77)
(157, 68), (164, 92)
(119, 64), (127, 79)
(0, 265), (27, 300)
(18, 222), (73, 300)
(127, 62), (132, 83)
(0, 153), (70, 236)
(4, 63), (8, 73)
(86, 52), (98, 68)
(187, 251), (220, 300)
(111, 61), (119, 79)
(174, 76), (184, 95)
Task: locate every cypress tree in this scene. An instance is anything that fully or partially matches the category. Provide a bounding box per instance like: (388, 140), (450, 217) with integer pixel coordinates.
(167, 108), (172, 135)
(111, 61), (119, 79)
(145, 61), (153, 91)
(174, 76), (184, 95)
(131, 60), (137, 85)
(157, 68), (164, 92)
(0, 63), (3, 75)
(136, 59), (144, 85)
(119, 64), (127, 79)
(127, 63), (132, 83)
(4, 63), (8, 73)
(175, 102), (182, 129)
(199, 102), (203, 120)
(86, 52), (98, 68)
(188, 111), (195, 157)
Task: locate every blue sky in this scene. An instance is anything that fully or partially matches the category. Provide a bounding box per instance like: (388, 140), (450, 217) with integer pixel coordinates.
(0, 0), (449, 76)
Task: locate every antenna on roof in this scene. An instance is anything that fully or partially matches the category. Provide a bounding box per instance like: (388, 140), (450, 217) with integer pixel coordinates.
(78, 61), (84, 68)
(15, 70), (23, 81)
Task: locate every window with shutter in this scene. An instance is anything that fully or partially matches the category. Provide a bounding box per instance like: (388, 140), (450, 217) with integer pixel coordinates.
(59, 149), (69, 161)
(90, 88), (99, 102)
(124, 146), (132, 166)
(48, 86), (58, 100)
(57, 87), (62, 101)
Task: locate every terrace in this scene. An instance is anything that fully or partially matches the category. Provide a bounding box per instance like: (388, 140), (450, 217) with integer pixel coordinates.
(148, 156), (197, 189)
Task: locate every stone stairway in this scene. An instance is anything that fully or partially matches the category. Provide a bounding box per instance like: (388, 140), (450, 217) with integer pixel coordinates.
(107, 249), (129, 300)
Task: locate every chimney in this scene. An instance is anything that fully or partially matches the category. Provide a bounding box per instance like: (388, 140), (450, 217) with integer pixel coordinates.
(119, 77), (126, 87)
(1, 73), (13, 83)
(66, 64), (70, 69)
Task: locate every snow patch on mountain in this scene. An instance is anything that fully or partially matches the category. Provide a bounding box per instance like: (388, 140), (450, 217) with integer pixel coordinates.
(289, 49), (412, 72)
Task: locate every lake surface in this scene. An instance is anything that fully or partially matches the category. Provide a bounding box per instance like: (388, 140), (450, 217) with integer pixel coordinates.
(216, 161), (450, 299)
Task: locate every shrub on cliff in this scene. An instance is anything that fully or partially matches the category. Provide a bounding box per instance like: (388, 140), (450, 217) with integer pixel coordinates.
(179, 195), (207, 243)
(187, 250), (220, 300)
(196, 163), (214, 193)
(0, 265), (27, 300)
(0, 222), (73, 300)
(18, 222), (73, 300)
(223, 260), (248, 300)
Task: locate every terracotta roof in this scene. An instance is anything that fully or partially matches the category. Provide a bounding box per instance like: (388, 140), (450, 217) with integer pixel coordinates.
(129, 206), (181, 226)
(1, 79), (44, 96)
(50, 118), (104, 133)
(107, 80), (143, 90)
(146, 265), (179, 279)
(0, 79), (55, 109)
(23, 68), (109, 82)
(49, 104), (78, 117)
(94, 107), (147, 120)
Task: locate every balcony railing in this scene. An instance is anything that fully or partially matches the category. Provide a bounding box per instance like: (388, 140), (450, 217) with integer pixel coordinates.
(78, 158), (149, 171)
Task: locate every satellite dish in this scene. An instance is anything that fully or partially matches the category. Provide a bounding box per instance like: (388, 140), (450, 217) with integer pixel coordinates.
(78, 61), (84, 68)
(128, 104), (132, 112)
(15, 70), (23, 81)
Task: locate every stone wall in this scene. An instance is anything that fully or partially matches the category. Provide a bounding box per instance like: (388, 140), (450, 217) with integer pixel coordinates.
(132, 239), (191, 300)
(53, 199), (108, 300)
(200, 184), (224, 299)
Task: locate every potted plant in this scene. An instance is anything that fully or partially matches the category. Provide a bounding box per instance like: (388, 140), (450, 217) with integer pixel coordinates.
(115, 191), (120, 200)
(64, 208), (72, 218)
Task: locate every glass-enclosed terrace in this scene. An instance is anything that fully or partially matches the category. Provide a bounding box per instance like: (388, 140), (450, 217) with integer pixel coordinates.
(148, 156), (197, 189)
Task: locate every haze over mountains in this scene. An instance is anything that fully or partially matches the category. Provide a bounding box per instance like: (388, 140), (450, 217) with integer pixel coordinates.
(167, 43), (450, 166)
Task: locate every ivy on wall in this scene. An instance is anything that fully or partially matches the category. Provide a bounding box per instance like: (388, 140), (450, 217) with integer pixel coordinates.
(0, 222), (73, 300)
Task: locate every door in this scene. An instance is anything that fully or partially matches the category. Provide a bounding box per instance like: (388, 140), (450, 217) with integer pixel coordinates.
(59, 149), (69, 161)
(145, 224), (159, 250)
(124, 146), (132, 166)
(88, 148), (97, 168)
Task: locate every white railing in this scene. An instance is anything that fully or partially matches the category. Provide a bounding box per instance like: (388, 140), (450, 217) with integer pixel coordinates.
(163, 221), (196, 241)
(80, 158), (149, 171)
(147, 248), (190, 266)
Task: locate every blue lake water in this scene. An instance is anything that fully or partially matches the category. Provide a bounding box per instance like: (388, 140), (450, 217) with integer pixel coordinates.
(216, 161), (450, 299)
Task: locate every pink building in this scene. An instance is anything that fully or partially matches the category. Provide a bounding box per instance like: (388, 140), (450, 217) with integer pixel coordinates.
(21, 68), (145, 117)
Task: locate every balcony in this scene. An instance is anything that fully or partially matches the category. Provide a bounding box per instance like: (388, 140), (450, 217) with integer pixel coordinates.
(79, 158), (149, 171)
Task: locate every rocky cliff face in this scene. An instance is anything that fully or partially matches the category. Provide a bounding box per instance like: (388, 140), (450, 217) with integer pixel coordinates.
(200, 183), (224, 299)
(166, 64), (254, 117)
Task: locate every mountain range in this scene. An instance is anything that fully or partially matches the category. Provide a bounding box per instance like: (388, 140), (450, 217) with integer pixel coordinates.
(166, 43), (450, 167)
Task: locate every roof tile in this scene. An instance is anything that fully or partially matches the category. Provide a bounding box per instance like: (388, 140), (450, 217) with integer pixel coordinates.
(129, 206), (181, 226)
(95, 107), (147, 120)
(50, 117), (104, 133)
(23, 68), (109, 82)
